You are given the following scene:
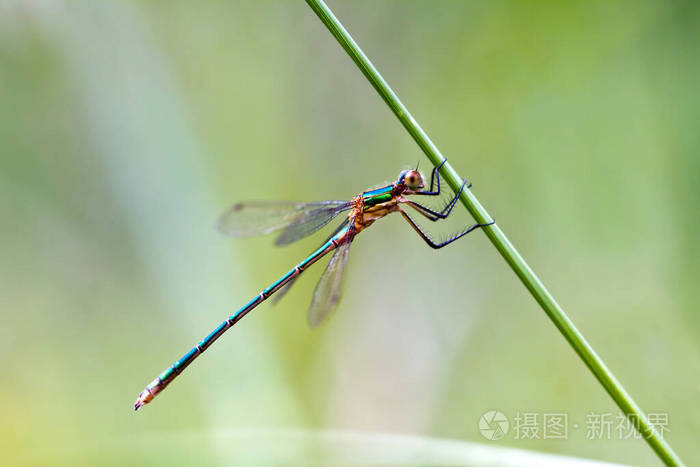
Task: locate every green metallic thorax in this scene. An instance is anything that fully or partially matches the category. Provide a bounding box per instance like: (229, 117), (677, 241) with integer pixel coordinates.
(362, 185), (394, 210)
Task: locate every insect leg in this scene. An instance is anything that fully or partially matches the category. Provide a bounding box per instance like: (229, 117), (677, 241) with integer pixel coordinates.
(406, 178), (468, 220)
(399, 208), (493, 249)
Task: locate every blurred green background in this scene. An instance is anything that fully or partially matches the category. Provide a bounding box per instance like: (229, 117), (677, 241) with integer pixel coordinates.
(1, 1), (698, 465)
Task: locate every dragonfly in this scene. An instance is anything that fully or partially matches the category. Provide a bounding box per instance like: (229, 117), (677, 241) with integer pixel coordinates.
(134, 161), (493, 410)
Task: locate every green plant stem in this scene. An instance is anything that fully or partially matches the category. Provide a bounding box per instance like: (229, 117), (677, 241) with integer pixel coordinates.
(304, 1), (683, 465)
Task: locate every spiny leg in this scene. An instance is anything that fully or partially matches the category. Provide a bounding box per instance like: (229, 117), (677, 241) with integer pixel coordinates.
(399, 208), (494, 249)
(440, 181), (471, 215)
(406, 179), (469, 221)
(414, 159), (473, 208)
(406, 203), (440, 222)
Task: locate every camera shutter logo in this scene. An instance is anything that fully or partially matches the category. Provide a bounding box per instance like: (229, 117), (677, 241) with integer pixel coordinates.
(479, 410), (509, 440)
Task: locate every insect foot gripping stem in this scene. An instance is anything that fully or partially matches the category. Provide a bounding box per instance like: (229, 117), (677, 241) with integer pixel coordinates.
(133, 378), (161, 411)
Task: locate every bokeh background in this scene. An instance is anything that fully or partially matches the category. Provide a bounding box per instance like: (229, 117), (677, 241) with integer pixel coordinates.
(1, 1), (698, 465)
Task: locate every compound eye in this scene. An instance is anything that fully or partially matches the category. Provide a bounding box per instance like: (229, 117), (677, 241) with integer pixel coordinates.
(404, 170), (423, 190)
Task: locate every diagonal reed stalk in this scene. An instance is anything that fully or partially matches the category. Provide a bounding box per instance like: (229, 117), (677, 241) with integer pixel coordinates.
(304, 1), (684, 465)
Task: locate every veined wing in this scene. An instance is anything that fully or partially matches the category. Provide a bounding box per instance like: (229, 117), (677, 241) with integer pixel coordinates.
(307, 240), (352, 328)
(272, 218), (351, 305)
(276, 203), (352, 246)
(217, 200), (351, 243)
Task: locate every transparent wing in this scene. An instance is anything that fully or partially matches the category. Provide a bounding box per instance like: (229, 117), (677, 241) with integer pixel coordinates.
(217, 201), (351, 242)
(307, 240), (352, 328)
(272, 218), (351, 305)
(275, 204), (351, 246)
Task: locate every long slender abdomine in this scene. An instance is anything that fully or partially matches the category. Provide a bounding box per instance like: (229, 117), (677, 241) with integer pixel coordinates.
(133, 235), (342, 410)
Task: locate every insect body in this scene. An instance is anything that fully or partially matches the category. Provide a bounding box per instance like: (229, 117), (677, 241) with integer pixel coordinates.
(134, 161), (493, 410)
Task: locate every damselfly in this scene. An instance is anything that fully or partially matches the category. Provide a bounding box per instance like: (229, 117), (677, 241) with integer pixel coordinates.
(134, 161), (493, 410)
